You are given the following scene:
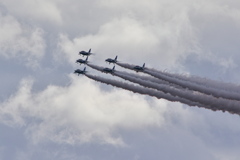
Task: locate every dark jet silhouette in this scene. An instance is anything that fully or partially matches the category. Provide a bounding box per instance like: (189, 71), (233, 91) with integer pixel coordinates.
(133, 63), (145, 72)
(79, 48), (93, 57)
(74, 67), (87, 76)
(76, 57), (88, 65)
(102, 66), (115, 74)
(105, 56), (118, 64)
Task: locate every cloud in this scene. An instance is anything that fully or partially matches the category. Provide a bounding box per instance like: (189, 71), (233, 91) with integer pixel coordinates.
(0, 75), (166, 146)
(1, 0), (62, 25)
(95, 0), (240, 71)
(2, 0), (240, 70)
(57, 14), (198, 70)
(0, 12), (46, 68)
(1, 0), (240, 159)
(187, 0), (240, 69)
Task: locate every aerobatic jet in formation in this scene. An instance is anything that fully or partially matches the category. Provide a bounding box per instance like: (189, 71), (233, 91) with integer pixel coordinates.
(79, 48), (93, 57)
(133, 63), (145, 72)
(105, 56), (118, 64)
(76, 57), (88, 65)
(102, 66), (115, 74)
(74, 67), (87, 76)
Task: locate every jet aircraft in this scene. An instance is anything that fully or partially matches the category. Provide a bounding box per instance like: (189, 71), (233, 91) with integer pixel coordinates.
(105, 56), (118, 64)
(102, 66), (115, 74)
(133, 63), (145, 72)
(76, 57), (88, 65)
(74, 67), (87, 76)
(79, 48), (93, 57)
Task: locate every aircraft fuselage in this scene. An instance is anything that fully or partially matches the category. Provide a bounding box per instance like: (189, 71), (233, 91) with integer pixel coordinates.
(102, 66), (115, 74)
(76, 59), (88, 65)
(105, 58), (116, 64)
(79, 51), (91, 57)
(103, 68), (113, 73)
(79, 49), (92, 57)
(105, 56), (117, 64)
(133, 66), (143, 72)
(74, 68), (86, 75)
(133, 63), (145, 72)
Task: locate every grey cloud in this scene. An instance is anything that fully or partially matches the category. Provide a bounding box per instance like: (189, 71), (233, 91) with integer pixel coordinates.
(188, 1), (240, 69)
(1, 0), (62, 25)
(0, 76), (165, 146)
(1, 0), (240, 159)
(0, 12), (46, 68)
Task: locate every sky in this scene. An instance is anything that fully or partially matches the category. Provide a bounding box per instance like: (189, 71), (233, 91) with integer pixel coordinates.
(1, 0), (240, 159)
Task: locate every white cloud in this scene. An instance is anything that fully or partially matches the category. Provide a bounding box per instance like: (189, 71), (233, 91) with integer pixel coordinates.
(2, 0), (240, 70)
(57, 14), (198, 69)
(96, 0), (240, 71)
(187, 1), (240, 69)
(1, 0), (240, 159)
(213, 148), (240, 160)
(0, 76), (166, 146)
(0, 13), (46, 68)
(1, 0), (62, 24)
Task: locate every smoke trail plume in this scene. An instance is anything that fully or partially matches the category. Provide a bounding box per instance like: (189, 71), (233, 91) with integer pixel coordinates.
(112, 71), (240, 115)
(116, 62), (240, 101)
(85, 74), (210, 109)
(117, 62), (240, 93)
(85, 64), (239, 114)
(120, 70), (185, 90)
(116, 62), (136, 71)
(89, 63), (183, 89)
(144, 69), (240, 101)
(84, 63), (240, 114)
(87, 63), (105, 72)
(156, 69), (240, 94)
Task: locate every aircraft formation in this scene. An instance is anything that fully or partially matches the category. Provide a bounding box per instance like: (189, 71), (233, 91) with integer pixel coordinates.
(74, 49), (240, 116)
(75, 48), (145, 75)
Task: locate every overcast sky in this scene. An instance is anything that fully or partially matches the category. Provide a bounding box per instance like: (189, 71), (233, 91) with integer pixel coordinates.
(1, 0), (240, 159)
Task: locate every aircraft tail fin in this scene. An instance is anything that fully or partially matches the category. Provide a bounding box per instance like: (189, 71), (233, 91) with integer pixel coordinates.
(83, 67), (86, 71)
(115, 56), (118, 61)
(143, 63), (145, 68)
(113, 66), (115, 70)
(88, 48), (91, 53)
(86, 56), (88, 61)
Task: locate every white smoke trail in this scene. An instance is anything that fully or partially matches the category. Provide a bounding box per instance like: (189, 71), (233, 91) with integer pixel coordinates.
(117, 62), (240, 93)
(88, 63), (184, 90)
(158, 69), (240, 94)
(120, 70), (185, 90)
(87, 63), (105, 72)
(116, 62), (240, 101)
(86, 63), (240, 114)
(85, 74), (211, 110)
(144, 69), (240, 101)
(116, 62), (136, 71)
(112, 71), (240, 115)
